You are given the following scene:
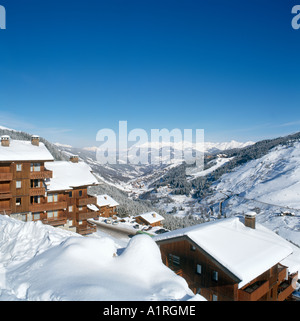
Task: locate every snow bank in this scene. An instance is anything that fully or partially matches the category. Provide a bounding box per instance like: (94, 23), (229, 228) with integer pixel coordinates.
(0, 215), (202, 301)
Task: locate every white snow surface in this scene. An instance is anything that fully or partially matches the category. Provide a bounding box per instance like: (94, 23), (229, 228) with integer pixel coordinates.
(215, 142), (300, 209)
(44, 161), (99, 191)
(96, 194), (119, 207)
(0, 215), (202, 301)
(0, 139), (54, 162)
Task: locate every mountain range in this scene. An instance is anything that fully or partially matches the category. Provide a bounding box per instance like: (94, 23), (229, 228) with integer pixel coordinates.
(1, 126), (299, 246)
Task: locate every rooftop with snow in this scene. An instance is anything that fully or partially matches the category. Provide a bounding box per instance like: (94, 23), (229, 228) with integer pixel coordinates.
(44, 161), (99, 191)
(0, 136), (54, 162)
(154, 217), (300, 288)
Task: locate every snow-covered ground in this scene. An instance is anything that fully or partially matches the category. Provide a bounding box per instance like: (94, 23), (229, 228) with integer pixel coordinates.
(202, 142), (300, 247)
(0, 215), (203, 301)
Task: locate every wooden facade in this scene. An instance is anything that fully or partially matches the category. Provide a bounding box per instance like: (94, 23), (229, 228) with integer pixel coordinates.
(157, 236), (298, 301)
(0, 136), (98, 235)
(97, 204), (117, 218)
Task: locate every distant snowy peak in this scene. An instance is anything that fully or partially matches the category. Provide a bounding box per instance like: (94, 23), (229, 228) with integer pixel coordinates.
(204, 140), (255, 153)
(54, 142), (73, 149)
(82, 140), (255, 154)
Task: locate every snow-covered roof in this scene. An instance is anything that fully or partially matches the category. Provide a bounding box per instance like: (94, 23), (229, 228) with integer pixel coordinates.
(154, 217), (294, 288)
(44, 161), (99, 191)
(0, 139), (54, 162)
(136, 212), (165, 224)
(96, 194), (119, 207)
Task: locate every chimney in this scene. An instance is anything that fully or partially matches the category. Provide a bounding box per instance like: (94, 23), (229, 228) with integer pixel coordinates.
(152, 212), (156, 218)
(70, 155), (79, 163)
(31, 135), (40, 146)
(1, 135), (10, 147)
(244, 211), (256, 229)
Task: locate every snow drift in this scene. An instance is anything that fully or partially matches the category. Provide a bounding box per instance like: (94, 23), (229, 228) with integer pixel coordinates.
(0, 215), (202, 301)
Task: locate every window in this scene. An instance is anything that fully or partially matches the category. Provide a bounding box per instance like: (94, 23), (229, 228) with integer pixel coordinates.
(16, 198), (21, 206)
(31, 179), (40, 188)
(79, 220), (83, 225)
(212, 294), (218, 301)
(32, 196), (41, 204)
(30, 163), (41, 172)
(79, 206), (82, 211)
(48, 194), (58, 203)
(53, 211), (58, 218)
(34, 163), (41, 172)
(33, 213), (40, 220)
(68, 206), (73, 212)
(168, 254), (180, 266)
(212, 271), (218, 282)
(16, 164), (22, 172)
(190, 245), (196, 251)
(48, 211), (53, 218)
(16, 181), (21, 188)
(69, 191), (72, 198)
(196, 264), (202, 275)
(79, 190), (82, 197)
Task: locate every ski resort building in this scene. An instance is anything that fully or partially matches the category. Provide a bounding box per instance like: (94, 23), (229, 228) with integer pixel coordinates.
(0, 135), (100, 235)
(154, 212), (299, 301)
(135, 211), (164, 227)
(95, 194), (119, 218)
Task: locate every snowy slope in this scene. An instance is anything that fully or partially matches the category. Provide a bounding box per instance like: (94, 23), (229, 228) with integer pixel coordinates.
(0, 215), (203, 301)
(215, 142), (300, 209)
(204, 142), (300, 247)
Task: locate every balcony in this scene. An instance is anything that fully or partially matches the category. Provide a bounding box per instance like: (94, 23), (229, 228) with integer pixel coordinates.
(0, 192), (12, 200)
(76, 195), (97, 207)
(77, 210), (98, 221)
(76, 222), (97, 235)
(0, 173), (12, 181)
(42, 216), (67, 227)
(30, 170), (53, 180)
(239, 280), (270, 301)
(29, 187), (46, 196)
(277, 272), (299, 301)
(29, 201), (67, 212)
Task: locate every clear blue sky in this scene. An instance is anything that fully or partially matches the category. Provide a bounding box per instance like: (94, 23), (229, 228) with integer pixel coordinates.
(0, 0), (300, 147)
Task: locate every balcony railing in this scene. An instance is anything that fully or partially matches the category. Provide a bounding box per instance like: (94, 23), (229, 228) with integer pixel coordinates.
(30, 170), (53, 180)
(29, 201), (67, 212)
(0, 192), (12, 200)
(29, 187), (46, 196)
(77, 195), (97, 206)
(277, 273), (299, 301)
(77, 210), (98, 221)
(42, 216), (67, 227)
(76, 222), (97, 235)
(239, 280), (270, 301)
(0, 173), (13, 181)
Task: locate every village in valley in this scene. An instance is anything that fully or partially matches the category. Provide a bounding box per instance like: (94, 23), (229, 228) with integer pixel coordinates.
(0, 134), (299, 302)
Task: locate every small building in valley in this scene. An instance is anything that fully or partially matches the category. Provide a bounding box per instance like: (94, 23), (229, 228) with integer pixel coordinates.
(135, 211), (164, 227)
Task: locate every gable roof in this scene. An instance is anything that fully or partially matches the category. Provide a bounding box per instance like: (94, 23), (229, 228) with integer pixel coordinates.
(96, 194), (119, 207)
(44, 161), (99, 191)
(154, 217), (294, 288)
(0, 139), (54, 162)
(135, 212), (164, 224)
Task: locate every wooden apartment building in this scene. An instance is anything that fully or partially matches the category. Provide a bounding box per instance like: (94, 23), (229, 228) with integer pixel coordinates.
(154, 212), (299, 301)
(0, 135), (100, 235)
